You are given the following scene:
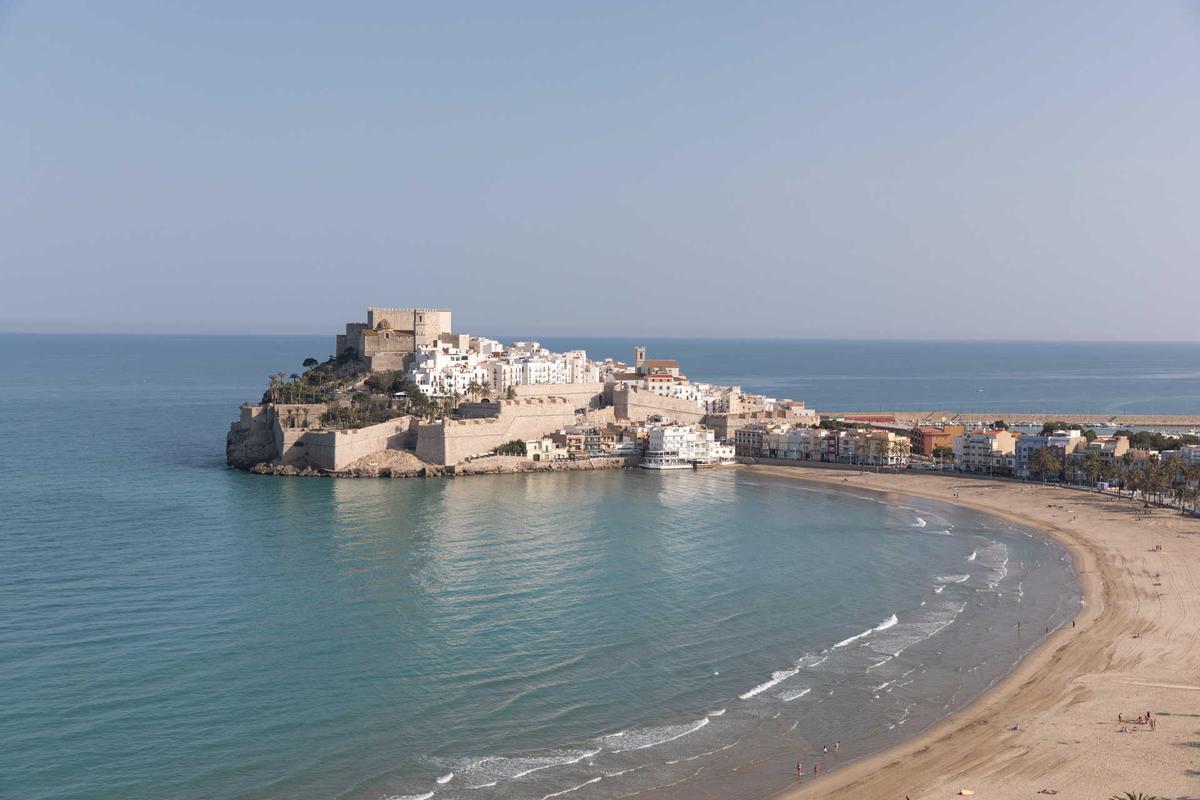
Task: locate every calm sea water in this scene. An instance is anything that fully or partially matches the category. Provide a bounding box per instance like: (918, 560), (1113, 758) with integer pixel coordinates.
(2, 333), (1159, 800)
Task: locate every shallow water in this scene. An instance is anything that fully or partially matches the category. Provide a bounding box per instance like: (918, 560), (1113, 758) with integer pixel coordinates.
(0, 335), (1080, 800)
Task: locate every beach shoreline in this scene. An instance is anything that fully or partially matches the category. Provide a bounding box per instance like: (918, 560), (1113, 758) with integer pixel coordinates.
(750, 465), (1197, 800)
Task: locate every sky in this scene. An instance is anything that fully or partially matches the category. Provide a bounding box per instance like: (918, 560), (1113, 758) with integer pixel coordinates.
(1, 2), (1198, 339)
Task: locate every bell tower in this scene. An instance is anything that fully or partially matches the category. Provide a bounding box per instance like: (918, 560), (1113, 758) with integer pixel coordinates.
(634, 346), (646, 369)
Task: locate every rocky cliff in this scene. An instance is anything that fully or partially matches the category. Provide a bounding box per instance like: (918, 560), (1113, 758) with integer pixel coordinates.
(226, 405), (279, 470)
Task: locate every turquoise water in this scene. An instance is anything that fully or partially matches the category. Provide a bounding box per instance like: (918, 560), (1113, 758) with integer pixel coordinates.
(0, 334), (1092, 800)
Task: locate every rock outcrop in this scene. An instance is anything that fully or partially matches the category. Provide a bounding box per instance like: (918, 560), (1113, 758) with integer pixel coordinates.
(226, 405), (279, 470)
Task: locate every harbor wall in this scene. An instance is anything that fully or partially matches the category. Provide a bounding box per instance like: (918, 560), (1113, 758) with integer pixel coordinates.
(826, 411), (1200, 428)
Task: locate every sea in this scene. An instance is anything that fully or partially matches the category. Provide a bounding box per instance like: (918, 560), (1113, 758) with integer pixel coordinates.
(7, 334), (1196, 800)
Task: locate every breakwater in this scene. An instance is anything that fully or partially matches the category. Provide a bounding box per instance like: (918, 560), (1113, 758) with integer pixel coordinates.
(828, 411), (1200, 428)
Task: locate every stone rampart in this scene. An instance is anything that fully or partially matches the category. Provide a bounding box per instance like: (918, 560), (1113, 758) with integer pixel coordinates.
(297, 417), (418, 471)
(416, 398), (579, 465)
(227, 403), (419, 472)
(511, 382), (606, 409)
(612, 386), (705, 423)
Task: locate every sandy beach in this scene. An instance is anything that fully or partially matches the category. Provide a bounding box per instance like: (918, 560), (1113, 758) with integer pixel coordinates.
(749, 465), (1200, 799)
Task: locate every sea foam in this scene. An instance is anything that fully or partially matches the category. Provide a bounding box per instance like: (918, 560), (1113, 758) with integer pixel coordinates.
(739, 668), (799, 699)
(600, 717), (710, 753)
(833, 613), (899, 648)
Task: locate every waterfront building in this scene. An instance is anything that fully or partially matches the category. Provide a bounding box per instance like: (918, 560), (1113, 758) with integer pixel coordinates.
(909, 425), (966, 457)
(837, 429), (911, 466)
(954, 430), (1018, 473)
(524, 437), (568, 462)
(1013, 430), (1087, 478)
(642, 425), (735, 469)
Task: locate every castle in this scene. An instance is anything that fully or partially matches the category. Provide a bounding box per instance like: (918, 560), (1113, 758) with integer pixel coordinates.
(335, 307), (455, 371)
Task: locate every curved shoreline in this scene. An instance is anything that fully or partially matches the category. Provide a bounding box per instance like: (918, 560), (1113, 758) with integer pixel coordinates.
(751, 465), (1194, 799)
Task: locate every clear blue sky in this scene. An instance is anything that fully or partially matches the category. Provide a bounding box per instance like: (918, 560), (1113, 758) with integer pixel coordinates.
(2, 2), (1198, 339)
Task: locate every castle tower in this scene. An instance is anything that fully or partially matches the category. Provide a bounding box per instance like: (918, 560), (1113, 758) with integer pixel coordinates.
(634, 346), (646, 369)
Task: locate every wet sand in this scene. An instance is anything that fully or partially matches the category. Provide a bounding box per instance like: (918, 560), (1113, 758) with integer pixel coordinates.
(752, 466), (1200, 800)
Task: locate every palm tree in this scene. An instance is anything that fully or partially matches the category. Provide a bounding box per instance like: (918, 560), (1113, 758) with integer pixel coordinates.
(1030, 447), (1061, 483)
(1109, 793), (1160, 800)
(1187, 486), (1200, 516)
(1126, 467), (1144, 503)
(1083, 453), (1102, 487)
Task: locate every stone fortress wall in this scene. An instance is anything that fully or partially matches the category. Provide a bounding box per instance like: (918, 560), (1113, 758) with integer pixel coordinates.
(294, 417), (418, 471)
(611, 385), (706, 424)
(416, 397), (580, 466)
(511, 382), (606, 408)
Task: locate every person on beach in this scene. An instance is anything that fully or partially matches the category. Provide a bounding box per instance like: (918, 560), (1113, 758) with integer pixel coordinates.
(796, 760), (803, 775)
(822, 745), (828, 754)
(835, 740), (840, 752)
(814, 763), (820, 775)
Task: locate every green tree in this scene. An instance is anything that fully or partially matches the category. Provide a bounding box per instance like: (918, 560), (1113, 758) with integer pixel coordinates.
(991, 419), (1008, 430)
(495, 439), (527, 456)
(302, 357), (319, 369)
(932, 445), (955, 465)
(505, 385), (518, 401)
(1030, 447), (1061, 483)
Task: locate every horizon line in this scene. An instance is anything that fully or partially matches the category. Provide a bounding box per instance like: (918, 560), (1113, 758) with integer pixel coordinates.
(2, 329), (1199, 345)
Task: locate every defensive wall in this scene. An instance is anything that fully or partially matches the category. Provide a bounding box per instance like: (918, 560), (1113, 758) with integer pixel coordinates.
(511, 382), (606, 409)
(293, 417), (418, 471)
(227, 403), (419, 472)
(416, 397), (579, 465)
(611, 385), (705, 424)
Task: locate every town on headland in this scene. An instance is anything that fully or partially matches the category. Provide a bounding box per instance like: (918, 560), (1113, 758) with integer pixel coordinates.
(228, 306), (1200, 503)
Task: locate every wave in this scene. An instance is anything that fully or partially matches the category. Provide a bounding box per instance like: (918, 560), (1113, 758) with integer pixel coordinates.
(540, 776), (602, 800)
(967, 550), (977, 561)
(739, 668), (799, 699)
(601, 717), (710, 753)
(976, 542), (1010, 588)
(796, 653), (829, 669)
(436, 772), (453, 784)
(709, 708), (725, 717)
(834, 613), (899, 648)
(933, 585), (945, 594)
(934, 574), (969, 584)
(912, 517), (927, 527)
(777, 687), (811, 702)
(462, 749), (600, 788)
(387, 794), (433, 800)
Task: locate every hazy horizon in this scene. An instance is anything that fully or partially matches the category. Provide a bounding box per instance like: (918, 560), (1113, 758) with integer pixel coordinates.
(3, 2), (1198, 340)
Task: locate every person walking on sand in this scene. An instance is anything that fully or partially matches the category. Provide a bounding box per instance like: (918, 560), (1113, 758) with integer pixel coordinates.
(822, 745), (828, 755)
(796, 760), (803, 776)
